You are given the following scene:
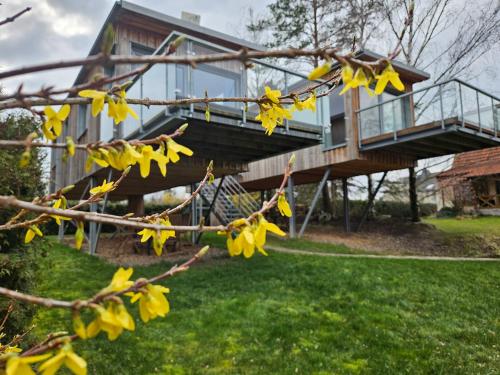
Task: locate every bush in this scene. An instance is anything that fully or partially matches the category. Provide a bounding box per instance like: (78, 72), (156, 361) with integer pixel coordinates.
(0, 114), (45, 343)
(0, 248), (41, 342)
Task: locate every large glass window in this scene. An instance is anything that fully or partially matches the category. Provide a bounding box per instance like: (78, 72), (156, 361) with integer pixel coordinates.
(175, 64), (241, 108)
(359, 89), (409, 138)
(325, 85), (346, 148)
(192, 66), (240, 106)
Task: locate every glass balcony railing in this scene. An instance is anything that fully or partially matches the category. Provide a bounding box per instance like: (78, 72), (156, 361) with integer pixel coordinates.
(357, 79), (500, 145)
(101, 33), (328, 141)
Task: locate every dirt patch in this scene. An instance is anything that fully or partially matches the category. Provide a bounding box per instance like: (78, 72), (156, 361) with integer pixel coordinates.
(63, 234), (228, 266)
(302, 220), (500, 258)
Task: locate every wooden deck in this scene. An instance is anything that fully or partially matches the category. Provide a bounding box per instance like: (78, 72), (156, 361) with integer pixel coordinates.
(361, 117), (497, 146)
(360, 117), (499, 159)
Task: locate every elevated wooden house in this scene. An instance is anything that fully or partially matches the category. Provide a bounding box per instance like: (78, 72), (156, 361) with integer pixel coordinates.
(50, 1), (500, 247)
(50, 1), (322, 204)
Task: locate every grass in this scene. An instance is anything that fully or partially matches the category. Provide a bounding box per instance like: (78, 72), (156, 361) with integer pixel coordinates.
(199, 232), (366, 255)
(423, 216), (500, 235)
(31, 241), (500, 374)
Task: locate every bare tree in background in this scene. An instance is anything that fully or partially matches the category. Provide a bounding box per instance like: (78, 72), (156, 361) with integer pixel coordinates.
(247, 0), (385, 67)
(384, 0), (500, 82)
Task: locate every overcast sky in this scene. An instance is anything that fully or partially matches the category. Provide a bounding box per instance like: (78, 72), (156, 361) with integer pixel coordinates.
(0, 0), (271, 93)
(1, 0), (498, 95)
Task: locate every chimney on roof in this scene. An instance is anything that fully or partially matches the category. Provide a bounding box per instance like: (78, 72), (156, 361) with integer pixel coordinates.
(181, 11), (200, 25)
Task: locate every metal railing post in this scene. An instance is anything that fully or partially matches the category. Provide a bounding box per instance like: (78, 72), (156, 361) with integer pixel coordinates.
(284, 72), (290, 134)
(458, 82), (465, 127)
(493, 98), (499, 139)
(357, 112), (362, 149)
(476, 90), (482, 132)
(439, 83), (445, 129)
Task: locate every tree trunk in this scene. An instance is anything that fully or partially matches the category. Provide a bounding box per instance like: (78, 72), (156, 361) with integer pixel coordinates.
(409, 167), (420, 222)
(321, 182), (332, 214)
(367, 174), (374, 219)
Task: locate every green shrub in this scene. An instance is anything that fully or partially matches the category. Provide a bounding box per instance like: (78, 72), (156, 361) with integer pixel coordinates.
(0, 114), (45, 344)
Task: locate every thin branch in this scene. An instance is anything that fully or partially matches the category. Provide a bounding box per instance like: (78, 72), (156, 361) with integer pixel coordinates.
(0, 46), (395, 82)
(0, 6), (31, 27)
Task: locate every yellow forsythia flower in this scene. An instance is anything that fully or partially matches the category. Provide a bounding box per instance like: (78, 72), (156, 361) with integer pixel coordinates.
(339, 68), (373, 96)
(38, 344), (87, 375)
(102, 267), (134, 293)
(51, 198), (70, 225)
(254, 216), (286, 255)
(137, 218), (175, 256)
(42, 104), (70, 141)
(277, 194), (292, 217)
(73, 313), (87, 339)
(75, 221), (85, 250)
(19, 150), (31, 168)
(341, 63), (354, 84)
(221, 216), (285, 258)
(78, 89), (107, 117)
(264, 86), (281, 104)
(24, 225), (43, 243)
(256, 103), (293, 135)
(166, 138), (193, 163)
(66, 136), (76, 156)
(308, 61), (332, 80)
(6, 353), (52, 375)
(205, 106), (210, 123)
(374, 63), (404, 95)
(111, 90), (139, 124)
(130, 284), (170, 323)
(89, 179), (115, 196)
(86, 303), (135, 341)
(292, 92), (316, 112)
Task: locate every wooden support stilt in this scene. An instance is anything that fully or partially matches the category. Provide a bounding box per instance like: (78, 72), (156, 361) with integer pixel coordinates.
(409, 167), (420, 222)
(342, 177), (351, 233)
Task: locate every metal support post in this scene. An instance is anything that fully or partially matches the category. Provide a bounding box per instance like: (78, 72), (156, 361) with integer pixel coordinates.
(298, 169), (331, 237)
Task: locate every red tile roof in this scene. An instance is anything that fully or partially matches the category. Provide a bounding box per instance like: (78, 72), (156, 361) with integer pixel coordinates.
(439, 146), (500, 180)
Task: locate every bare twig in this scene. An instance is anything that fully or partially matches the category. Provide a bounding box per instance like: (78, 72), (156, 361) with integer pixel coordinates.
(0, 6), (31, 27)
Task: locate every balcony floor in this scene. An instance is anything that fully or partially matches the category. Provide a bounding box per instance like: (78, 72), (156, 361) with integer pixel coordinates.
(360, 117), (499, 159)
(133, 102), (322, 163)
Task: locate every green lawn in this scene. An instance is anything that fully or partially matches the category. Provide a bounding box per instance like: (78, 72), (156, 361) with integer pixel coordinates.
(31, 242), (500, 374)
(424, 216), (500, 235)
(200, 232), (365, 254)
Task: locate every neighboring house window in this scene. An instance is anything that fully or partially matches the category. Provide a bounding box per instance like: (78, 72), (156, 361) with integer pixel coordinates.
(77, 104), (88, 139)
